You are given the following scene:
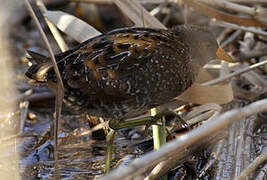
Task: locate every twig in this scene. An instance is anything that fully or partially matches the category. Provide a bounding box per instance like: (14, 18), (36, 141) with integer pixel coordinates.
(143, 150), (193, 180)
(145, 110), (221, 180)
(236, 47), (267, 61)
(211, 20), (267, 37)
(19, 101), (29, 134)
(241, 31), (255, 52)
(35, 0), (69, 51)
(25, 92), (54, 103)
(217, 28), (233, 44)
(235, 152), (267, 180)
(149, 6), (161, 16)
(69, 0), (176, 4)
(11, 89), (33, 103)
(255, 163), (267, 180)
(234, 115), (247, 177)
(185, 110), (215, 125)
(202, 59), (267, 86)
(23, 0), (64, 179)
(196, 0), (256, 16)
(195, 0), (267, 24)
(222, 120), (238, 179)
(228, 0), (267, 5)
(69, 0), (113, 4)
(182, 0), (266, 27)
(221, 30), (242, 48)
(99, 98), (267, 180)
(243, 116), (256, 175)
(69, 0), (267, 5)
(44, 10), (101, 43)
(198, 139), (224, 178)
(215, 139), (228, 179)
(114, 0), (166, 29)
(23, 0), (64, 100)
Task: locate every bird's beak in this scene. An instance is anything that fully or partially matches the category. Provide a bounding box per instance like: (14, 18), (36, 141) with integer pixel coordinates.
(216, 47), (235, 63)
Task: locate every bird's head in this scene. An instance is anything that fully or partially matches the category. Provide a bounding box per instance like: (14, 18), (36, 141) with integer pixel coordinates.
(173, 24), (235, 66)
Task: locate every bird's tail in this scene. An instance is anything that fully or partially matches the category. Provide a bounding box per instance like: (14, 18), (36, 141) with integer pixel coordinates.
(25, 50), (54, 84)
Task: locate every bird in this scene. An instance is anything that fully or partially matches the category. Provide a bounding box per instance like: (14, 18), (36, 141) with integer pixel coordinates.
(25, 24), (233, 172)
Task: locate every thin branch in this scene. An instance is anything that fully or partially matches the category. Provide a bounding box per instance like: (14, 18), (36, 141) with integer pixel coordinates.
(234, 116), (247, 177)
(228, 0), (267, 5)
(195, 0), (267, 24)
(235, 152), (267, 180)
(69, 0), (113, 3)
(99, 98), (267, 180)
(114, 0), (166, 29)
(236, 47), (267, 62)
(221, 30), (242, 48)
(44, 10), (101, 43)
(19, 101), (29, 134)
(201, 59), (267, 86)
(211, 20), (267, 37)
(215, 139), (227, 179)
(69, 0), (176, 4)
(196, 0), (256, 16)
(35, 0), (69, 51)
(145, 111), (221, 180)
(23, 0), (64, 102)
(25, 92), (54, 103)
(255, 163), (267, 180)
(222, 117), (238, 179)
(243, 116), (256, 169)
(199, 139), (224, 178)
(182, 0), (266, 27)
(23, 0), (64, 179)
(69, 0), (267, 5)
(184, 103), (221, 119)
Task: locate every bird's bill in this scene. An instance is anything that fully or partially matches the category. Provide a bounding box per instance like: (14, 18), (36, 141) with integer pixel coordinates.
(216, 47), (235, 63)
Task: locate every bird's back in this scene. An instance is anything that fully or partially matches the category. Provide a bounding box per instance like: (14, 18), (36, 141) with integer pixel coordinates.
(26, 27), (199, 120)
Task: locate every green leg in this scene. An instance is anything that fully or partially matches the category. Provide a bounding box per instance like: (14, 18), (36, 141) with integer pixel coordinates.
(104, 129), (116, 173)
(105, 109), (188, 173)
(151, 107), (166, 150)
(151, 108), (168, 180)
(109, 109), (188, 130)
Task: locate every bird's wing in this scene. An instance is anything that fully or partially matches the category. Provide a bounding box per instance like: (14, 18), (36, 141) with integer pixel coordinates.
(50, 28), (188, 98)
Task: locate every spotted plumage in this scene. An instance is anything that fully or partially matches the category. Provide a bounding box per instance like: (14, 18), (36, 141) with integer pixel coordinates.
(25, 24), (231, 121)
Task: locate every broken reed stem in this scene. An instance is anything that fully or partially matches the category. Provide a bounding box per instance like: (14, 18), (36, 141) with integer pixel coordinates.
(99, 98), (267, 180)
(202, 59), (267, 86)
(145, 110), (221, 180)
(114, 0), (166, 29)
(182, 0), (265, 27)
(228, 0), (267, 5)
(70, 0), (176, 4)
(199, 139), (224, 178)
(235, 152), (267, 180)
(221, 30), (242, 48)
(238, 47), (267, 61)
(19, 101), (29, 134)
(255, 163), (267, 180)
(23, 0), (64, 179)
(211, 21), (267, 37)
(35, 0), (69, 51)
(234, 117), (246, 177)
(195, 0), (256, 16)
(69, 0), (267, 5)
(23, 0), (64, 101)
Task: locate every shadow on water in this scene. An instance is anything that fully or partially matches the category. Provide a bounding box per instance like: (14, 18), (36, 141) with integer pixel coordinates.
(18, 107), (146, 179)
